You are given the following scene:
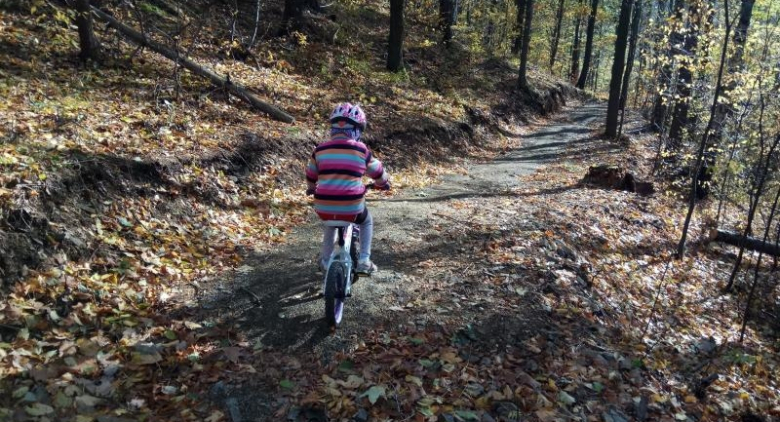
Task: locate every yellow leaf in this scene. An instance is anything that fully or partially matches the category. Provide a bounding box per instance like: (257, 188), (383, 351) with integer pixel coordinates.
(652, 393), (668, 403)
(205, 410), (225, 422)
(131, 351), (162, 366)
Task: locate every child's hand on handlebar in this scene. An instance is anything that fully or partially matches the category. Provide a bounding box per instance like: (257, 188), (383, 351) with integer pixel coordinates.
(366, 182), (391, 191)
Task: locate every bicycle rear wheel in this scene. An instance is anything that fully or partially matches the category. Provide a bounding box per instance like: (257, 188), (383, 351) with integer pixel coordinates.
(324, 263), (346, 328)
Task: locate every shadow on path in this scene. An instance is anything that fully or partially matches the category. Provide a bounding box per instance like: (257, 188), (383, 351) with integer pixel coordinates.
(202, 100), (609, 357)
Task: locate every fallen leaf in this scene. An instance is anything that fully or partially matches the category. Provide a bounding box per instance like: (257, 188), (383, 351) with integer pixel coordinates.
(25, 403), (54, 416)
(558, 391), (576, 405)
(223, 347), (241, 364)
(362, 385), (386, 405)
(205, 410), (225, 422)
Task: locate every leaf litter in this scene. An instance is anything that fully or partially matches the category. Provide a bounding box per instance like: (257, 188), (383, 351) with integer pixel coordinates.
(1, 2), (778, 422)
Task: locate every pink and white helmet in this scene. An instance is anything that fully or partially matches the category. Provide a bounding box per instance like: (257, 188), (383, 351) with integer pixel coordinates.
(329, 102), (367, 130)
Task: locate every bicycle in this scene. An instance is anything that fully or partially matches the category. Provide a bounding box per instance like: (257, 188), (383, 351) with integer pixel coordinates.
(317, 184), (381, 329)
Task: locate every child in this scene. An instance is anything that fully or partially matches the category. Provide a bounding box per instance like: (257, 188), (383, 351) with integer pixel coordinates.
(306, 103), (390, 275)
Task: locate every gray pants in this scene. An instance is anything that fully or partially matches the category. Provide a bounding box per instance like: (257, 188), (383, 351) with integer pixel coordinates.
(320, 209), (373, 268)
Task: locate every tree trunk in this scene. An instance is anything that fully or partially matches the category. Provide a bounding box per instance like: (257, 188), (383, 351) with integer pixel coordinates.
(592, 49), (601, 90)
(605, 0), (633, 138)
(513, 0), (528, 55)
(650, 0), (684, 132)
(549, 0), (565, 69)
(650, 66), (671, 131)
(71, 0), (101, 61)
(569, 0), (584, 82)
(282, 0), (304, 31)
(724, 127), (780, 290)
(517, 0), (534, 90)
(676, 0), (733, 259)
(90, 7), (294, 123)
(668, 3), (703, 149)
(576, 0), (599, 88)
(281, 0), (322, 32)
(730, 0), (755, 75)
(739, 184), (780, 342)
(712, 229), (780, 257)
(439, 0), (458, 45)
(617, 0), (642, 137)
(387, 0), (405, 72)
(715, 105), (750, 222)
(633, 50), (645, 108)
(249, 0), (262, 48)
(713, 0), (756, 141)
(620, 0), (641, 110)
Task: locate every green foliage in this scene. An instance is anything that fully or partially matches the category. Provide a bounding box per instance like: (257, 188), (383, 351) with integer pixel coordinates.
(139, 1), (169, 17)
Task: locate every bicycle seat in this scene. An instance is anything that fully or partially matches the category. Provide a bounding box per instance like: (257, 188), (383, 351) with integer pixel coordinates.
(323, 220), (353, 227)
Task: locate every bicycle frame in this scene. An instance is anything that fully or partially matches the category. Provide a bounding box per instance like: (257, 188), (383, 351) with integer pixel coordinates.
(322, 221), (359, 297)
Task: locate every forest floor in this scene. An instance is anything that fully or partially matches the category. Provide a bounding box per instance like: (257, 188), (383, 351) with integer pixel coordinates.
(197, 100), (609, 421)
(186, 101), (780, 422)
(1, 1), (779, 421)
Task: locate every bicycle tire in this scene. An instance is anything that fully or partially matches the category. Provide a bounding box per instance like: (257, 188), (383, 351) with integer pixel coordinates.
(324, 263), (346, 328)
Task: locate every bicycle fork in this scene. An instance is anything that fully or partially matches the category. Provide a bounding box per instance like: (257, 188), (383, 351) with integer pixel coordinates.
(323, 225), (359, 297)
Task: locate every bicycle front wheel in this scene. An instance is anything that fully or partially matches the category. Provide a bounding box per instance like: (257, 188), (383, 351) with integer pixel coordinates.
(324, 263), (346, 328)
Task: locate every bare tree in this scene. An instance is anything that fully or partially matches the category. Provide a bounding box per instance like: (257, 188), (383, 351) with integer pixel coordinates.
(69, 0), (102, 61)
(712, 0), (756, 142)
(676, 0), (735, 259)
(514, 0), (528, 54)
(724, 93), (780, 290)
(740, 182), (780, 342)
(618, 0), (642, 138)
(650, 0), (685, 132)
(517, 0), (535, 90)
(387, 0), (405, 72)
(668, 1), (707, 149)
(569, 0), (584, 82)
(249, 0), (263, 48)
(576, 0), (599, 89)
(281, 0), (322, 32)
(605, 0), (634, 138)
(549, 0), (565, 69)
(439, 0), (458, 45)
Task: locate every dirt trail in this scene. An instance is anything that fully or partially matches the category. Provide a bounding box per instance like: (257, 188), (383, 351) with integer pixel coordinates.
(205, 101), (606, 418)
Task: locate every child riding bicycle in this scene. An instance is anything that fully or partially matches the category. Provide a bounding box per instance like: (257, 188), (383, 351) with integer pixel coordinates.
(306, 103), (390, 275)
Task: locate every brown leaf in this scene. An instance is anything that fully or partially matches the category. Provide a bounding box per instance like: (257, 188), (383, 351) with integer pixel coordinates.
(223, 347), (241, 364)
(517, 370), (541, 390)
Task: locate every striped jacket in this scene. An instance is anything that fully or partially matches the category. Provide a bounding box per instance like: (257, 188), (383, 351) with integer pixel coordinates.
(306, 136), (388, 220)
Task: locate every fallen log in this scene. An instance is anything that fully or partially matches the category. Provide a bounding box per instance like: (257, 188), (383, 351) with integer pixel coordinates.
(90, 7), (294, 123)
(709, 229), (780, 257)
